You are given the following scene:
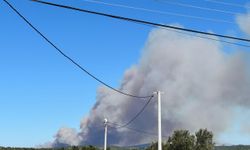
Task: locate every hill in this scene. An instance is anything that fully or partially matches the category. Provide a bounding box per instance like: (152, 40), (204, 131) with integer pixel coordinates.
(1, 145), (250, 150)
(215, 145), (250, 150)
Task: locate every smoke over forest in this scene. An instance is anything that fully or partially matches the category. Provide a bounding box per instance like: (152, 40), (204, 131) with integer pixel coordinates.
(42, 26), (250, 148)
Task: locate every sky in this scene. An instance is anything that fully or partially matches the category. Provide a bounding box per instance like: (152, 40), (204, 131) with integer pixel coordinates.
(0, 0), (250, 147)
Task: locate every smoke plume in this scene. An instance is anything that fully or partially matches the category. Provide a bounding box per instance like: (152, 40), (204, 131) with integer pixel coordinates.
(236, 5), (250, 36)
(48, 28), (250, 147)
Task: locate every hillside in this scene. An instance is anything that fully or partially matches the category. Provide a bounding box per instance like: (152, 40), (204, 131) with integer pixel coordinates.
(215, 145), (250, 150)
(1, 145), (250, 150)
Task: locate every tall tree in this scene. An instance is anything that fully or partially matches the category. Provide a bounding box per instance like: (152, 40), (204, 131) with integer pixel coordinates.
(146, 142), (158, 150)
(195, 129), (214, 150)
(167, 130), (195, 150)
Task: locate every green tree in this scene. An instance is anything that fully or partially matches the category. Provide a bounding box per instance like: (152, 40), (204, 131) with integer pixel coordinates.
(195, 129), (214, 150)
(166, 130), (195, 150)
(145, 142), (157, 150)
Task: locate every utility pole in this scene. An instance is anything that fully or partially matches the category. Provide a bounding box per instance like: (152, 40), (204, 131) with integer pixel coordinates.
(104, 118), (108, 150)
(157, 91), (162, 150)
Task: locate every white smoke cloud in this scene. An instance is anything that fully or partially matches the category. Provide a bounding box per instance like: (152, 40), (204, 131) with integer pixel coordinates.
(240, 109), (250, 134)
(49, 127), (82, 147)
(47, 28), (250, 147)
(241, 121), (250, 134)
(236, 6), (250, 35)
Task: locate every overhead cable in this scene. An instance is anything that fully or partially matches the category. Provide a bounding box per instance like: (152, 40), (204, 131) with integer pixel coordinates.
(109, 124), (165, 138)
(79, 0), (250, 48)
(108, 123), (169, 138)
(82, 0), (234, 24)
(157, 0), (242, 15)
(3, 0), (153, 99)
(205, 0), (250, 10)
(31, 0), (250, 44)
(164, 28), (250, 48)
(109, 95), (154, 128)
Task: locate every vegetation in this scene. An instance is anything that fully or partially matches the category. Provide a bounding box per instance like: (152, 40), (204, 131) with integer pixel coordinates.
(1, 129), (250, 150)
(215, 145), (250, 150)
(1, 145), (250, 150)
(195, 129), (214, 150)
(146, 129), (214, 150)
(0, 145), (98, 150)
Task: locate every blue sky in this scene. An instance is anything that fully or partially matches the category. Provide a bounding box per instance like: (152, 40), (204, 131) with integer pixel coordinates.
(0, 0), (250, 147)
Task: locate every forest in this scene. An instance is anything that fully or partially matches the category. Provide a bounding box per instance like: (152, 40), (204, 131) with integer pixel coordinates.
(1, 129), (249, 150)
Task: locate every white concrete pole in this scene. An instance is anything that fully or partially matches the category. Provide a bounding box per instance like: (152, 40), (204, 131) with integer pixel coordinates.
(104, 118), (108, 150)
(157, 91), (162, 150)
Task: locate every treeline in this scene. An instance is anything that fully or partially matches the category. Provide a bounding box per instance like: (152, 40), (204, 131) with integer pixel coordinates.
(2, 145), (250, 150)
(146, 128), (250, 150)
(1, 128), (250, 150)
(0, 145), (97, 150)
(146, 128), (214, 150)
(215, 145), (250, 150)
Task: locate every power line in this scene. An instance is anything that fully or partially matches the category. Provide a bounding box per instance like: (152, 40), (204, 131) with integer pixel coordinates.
(130, 18), (250, 48)
(164, 27), (250, 48)
(156, 0), (242, 16)
(109, 95), (154, 128)
(31, 0), (250, 44)
(108, 123), (169, 138)
(109, 124), (158, 137)
(79, 0), (250, 48)
(205, 0), (250, 10)
(107, 124), (167, 148)
(3, 0), (153, 99)
(82, 0), (235, 24)
(3, 0), (156, 138)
